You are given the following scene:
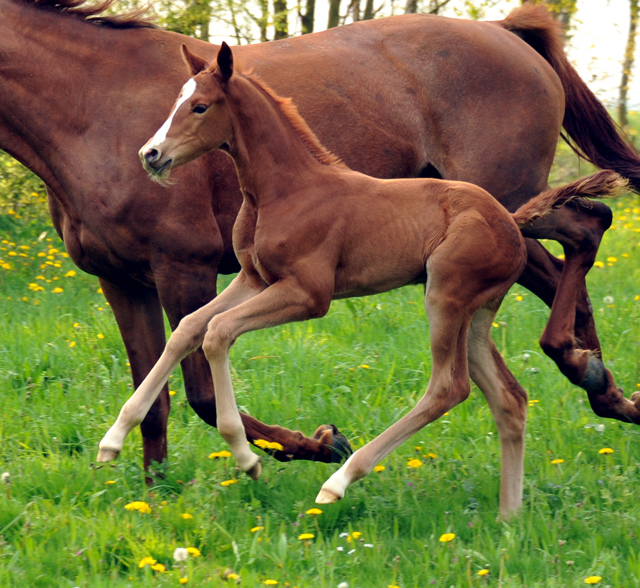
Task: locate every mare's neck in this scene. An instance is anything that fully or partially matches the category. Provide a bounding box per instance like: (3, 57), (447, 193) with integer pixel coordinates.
(0, 0), (183, 195)
(226, 77), (331, 204)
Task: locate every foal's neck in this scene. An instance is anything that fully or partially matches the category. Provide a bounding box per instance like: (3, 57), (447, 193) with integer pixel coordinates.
(227, 76), (341, 203)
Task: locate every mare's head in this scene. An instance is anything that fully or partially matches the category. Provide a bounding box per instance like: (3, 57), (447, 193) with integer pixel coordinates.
(140, 43), (235, 183)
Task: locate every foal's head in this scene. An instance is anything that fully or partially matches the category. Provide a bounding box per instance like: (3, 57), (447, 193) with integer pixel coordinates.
(140, 43), (234, 183)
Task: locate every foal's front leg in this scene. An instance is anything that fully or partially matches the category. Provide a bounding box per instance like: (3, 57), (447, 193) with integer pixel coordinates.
(201, 278), (329, 480)
(97, 272), (264, 462)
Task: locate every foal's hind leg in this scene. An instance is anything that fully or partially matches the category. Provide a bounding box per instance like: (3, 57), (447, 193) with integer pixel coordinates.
(521, 203), (640, 423)
(317, 281), (474, 503)
(468, 306), (527, 519)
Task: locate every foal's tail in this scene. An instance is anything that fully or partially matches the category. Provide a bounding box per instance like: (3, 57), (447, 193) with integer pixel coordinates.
(497, 5), (640, 193)
(511, 170), (628, 229)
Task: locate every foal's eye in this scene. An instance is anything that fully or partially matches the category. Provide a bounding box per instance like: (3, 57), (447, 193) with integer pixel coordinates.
(193, 105), (208, 114)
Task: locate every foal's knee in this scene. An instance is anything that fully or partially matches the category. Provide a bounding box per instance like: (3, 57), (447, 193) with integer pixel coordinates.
(202, 315), (234, 360)
(167, 312), (208, 356)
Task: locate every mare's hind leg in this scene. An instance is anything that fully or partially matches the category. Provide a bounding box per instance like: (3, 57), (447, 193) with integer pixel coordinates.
(468, 306), (527, 519)
(316, 278), (474, 504)
(521, 202), (640, 423)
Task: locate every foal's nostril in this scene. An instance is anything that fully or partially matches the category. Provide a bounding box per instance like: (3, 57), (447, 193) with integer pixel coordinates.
(144, 148), (160, 165)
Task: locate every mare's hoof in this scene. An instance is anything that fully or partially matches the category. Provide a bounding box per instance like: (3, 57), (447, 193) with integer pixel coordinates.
(246, 458), (262, 481)
(579, 355), (607, 394)
(314, 424), (353, 463)
(316, 487), (341, 504)
(96, 447), (119, 463)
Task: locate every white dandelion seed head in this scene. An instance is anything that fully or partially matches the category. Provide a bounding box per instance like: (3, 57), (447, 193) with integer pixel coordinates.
(173, 547), (189, 562)
(339, 532), (349, 538)
(336, 546), (344, 552)
(337, 582), (349, 588)
(603, 295), (614, 304)
(595, 424), (606, 432)
(1, 472), (10, 484)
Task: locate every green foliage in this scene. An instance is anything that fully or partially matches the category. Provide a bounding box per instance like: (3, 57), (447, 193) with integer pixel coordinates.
(1, 174), (640, 586)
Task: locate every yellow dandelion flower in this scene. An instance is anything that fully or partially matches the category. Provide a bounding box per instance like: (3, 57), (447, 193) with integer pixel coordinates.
(584, 577), (602, 585)
(298, 533), (315, 540)
(251, 526), (264, 533)
(593, 261), (605, 268)
(253, 439), (270, 449)
(186, 547), (201, 557)
(551, 459), (564, 465)
(407, 458), (423, 468)
(124, 501), (151, 513)
(64, 270), (76, 277)
(389, 585), (401, 588)
(228, 573), (240, 580)
(516, 295), (523, 301)
(105, 480), (116, 485)
(138, 556), (156, 568)
(426, 452), (437, 459)
(69, 341), (76, 348)
(51, 287), (63, 293)
(179, 578), (188, 585)
(97, 287), (103, 294)
(209, 450), (232, 459)
(306, 508), (323, 516)
(180, 513), (194, 519)
(97, 333), (104, 339)
(607, 256), (618, 263)
(598, 447), (614, 454)
(373, 465), (386, 472)
(359, 364), (370, 369)
(151, 563), (166, 572)
(266, 441), (284, 451)
(221, 479), (238, 487)
(477, 569), (489, 576)
(265, 580), (278, 586)
(439, 533), (456, 542)
(169, 390), (177, 396)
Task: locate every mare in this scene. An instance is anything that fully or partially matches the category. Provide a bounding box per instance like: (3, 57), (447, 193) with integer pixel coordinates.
(99, 43), (626, 517)
(3, 0), (640, 469)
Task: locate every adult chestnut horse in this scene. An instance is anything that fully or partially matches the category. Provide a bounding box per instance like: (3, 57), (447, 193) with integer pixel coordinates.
(99, 42), (626, 517)
(2, 0), (640, 468)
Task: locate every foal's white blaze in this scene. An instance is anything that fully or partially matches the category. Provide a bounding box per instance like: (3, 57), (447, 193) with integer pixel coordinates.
(148, 78), (197, 147)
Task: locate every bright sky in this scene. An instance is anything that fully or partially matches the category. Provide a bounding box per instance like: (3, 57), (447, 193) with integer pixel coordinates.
(210, 0), (640, 108)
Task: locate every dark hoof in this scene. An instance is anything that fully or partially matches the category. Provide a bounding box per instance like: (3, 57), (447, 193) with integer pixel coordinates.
(579, 355), (607, 394)
(327, 424), (352, 463)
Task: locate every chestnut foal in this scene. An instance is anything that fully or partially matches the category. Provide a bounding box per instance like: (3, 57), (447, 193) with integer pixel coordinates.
(99, 44), (624, 516)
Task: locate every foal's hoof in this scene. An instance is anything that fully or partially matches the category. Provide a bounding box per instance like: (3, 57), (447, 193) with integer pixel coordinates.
(96, 446), (120, 463)
(314, 424), (353, 463)
(246, 458), (262, 481)
(316, 487), (341, 504)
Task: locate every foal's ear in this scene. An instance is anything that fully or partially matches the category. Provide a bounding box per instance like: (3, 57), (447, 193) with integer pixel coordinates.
(216, 42), (234, 83)
(181, 44), (209, 76)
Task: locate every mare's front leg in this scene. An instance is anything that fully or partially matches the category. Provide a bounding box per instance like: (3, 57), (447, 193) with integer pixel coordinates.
(201, 278), (332, 479)
(98, 278), (171, 469)
(520, 202), (640, 423)
(97, 272), (264, 462)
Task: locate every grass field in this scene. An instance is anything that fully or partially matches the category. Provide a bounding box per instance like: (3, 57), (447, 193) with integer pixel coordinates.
(2, 160), (640, 587)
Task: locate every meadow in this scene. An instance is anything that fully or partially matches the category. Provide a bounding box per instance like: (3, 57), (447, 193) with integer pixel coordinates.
(2, 149), (640, 587)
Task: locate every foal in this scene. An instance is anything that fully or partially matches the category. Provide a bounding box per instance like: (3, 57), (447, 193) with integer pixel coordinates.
(98, 43), (624, 517)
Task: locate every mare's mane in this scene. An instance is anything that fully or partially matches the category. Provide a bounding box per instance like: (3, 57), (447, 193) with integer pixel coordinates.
(20, 0), (155, 28)
(243, 74), (347, 169)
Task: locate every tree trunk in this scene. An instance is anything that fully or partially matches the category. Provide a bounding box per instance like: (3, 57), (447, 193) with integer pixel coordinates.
(620, 0), (640, 128)
(363, 0), (375, 19)
(327, 0), (341, 28)
(349, 0), (360, 21)
(300, 0), (315, 33)
(274, 0), (288, 39)
(404, 0), (417, 14)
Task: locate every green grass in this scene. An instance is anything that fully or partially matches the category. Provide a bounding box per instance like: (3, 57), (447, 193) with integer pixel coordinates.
(2, 177), (640, 587)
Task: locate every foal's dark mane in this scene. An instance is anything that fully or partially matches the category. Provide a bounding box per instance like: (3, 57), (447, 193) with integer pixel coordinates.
(21, 0), (155, 28)
(242, 74), (347, 169)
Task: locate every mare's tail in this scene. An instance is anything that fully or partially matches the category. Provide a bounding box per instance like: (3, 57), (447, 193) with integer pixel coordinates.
(511, 170), (628, 229)
(497, 4), (640, 192)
